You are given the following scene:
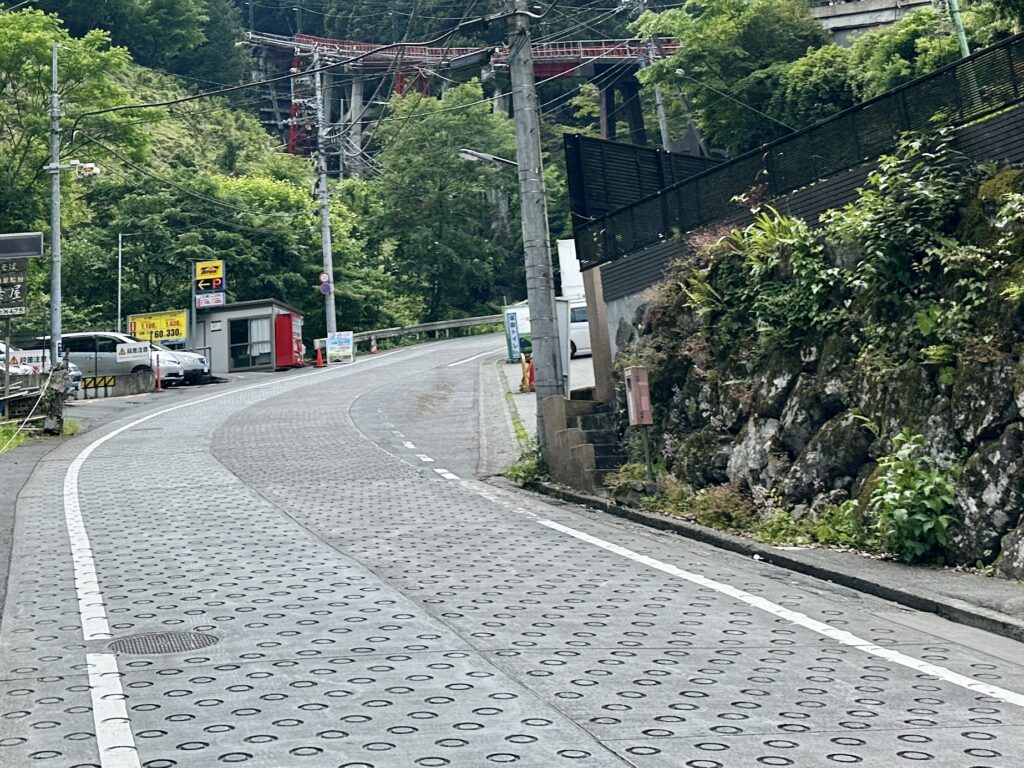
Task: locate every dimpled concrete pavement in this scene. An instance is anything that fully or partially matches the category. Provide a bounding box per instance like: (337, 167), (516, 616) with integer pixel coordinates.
(1, 334), (1023, 767)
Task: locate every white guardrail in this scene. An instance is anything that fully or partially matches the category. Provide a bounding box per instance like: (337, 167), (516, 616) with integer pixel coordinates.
(352, 314), (502, 344)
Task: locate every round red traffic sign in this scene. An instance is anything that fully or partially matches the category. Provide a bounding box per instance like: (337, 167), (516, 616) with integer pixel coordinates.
(319, 272), (330, 283)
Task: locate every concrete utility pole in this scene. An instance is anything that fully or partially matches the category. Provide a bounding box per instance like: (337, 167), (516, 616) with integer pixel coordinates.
(508, 0), (563, 455)
(49, 42), (62, 366)
(313, 49), (338, 335)
(645, 40), (671, 151)
(949, 0), (972, 59)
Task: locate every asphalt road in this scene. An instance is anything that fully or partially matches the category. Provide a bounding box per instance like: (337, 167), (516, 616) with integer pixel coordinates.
(1, 333), (1022, 767)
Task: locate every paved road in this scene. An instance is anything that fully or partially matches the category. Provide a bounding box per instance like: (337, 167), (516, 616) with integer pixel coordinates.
(1, 333), (1022, 767)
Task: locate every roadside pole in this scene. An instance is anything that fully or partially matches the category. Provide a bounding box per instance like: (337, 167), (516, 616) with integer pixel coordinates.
(189, 263), (197, 352)
(508, 0), (562, 458)
(49, 43), (62, 367)
(117, 233), (123, 333)
(313, 49), (338, 336)
(3, 317), (10, 404)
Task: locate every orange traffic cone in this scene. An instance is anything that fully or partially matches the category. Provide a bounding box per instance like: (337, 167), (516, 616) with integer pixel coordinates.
(155, 358), (163, 392)
(528, 356), (535, 392)
(316, 347), (324, 368)
(370, 335), (378, 354)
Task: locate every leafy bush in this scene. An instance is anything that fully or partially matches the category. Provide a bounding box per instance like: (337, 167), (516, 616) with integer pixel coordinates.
(690, 485), (756, 531)
(864, 430), (957, 563)
(504, 441), (547, 485)
(756, 503), (869, 548)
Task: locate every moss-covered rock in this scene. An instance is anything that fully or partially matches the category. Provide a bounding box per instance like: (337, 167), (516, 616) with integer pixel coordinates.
(673, 427), (734, 488)
(782, 412), (874, 503)
(725, 417), (784, 491)
(948, 422), (1024, 564)
(996, 523), (1024, 580)
(952, 356), (1017, 446)
(778, 375), (841, 458)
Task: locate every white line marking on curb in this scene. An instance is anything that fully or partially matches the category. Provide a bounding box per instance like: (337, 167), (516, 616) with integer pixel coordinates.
(433, 468), (460, 480)
(86, 653), (140, 768)
(447, 347), (504, 367)
(539, 519), (1024, 710)
(416, 454), (435, 463)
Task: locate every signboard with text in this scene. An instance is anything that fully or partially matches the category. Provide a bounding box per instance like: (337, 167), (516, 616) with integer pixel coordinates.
(128, 309), (189, 344)
(194, 260), (226, 294)
(195, 292), (226, 308)
(116, 341), (150, 362)
(326, 331), (354, 363)
(0, 258), (28, 317)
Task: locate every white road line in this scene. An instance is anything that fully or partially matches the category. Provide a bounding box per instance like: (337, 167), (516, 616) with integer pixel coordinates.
(433, 468), (461, 480)
(60, 349), (405, 767)
(86, 653), (141, 768)
(446, 346), (504, 367)
(402, 441), (416, 449)
(416, 454), (435, 463)
(540, 519), (1024, 710)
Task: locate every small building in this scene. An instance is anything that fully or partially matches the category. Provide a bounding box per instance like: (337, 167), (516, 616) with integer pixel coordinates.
(195, 299), (305, 374)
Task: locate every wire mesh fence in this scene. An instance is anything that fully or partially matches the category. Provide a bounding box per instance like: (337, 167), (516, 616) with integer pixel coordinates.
(572, 32), (1024, 268)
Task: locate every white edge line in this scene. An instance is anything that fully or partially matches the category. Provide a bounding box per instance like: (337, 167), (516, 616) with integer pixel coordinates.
(539, 519), (1024, 710)
(86, 653), (141, 768)
(446, 346), (504, 367)
(62, 349), (405, 765)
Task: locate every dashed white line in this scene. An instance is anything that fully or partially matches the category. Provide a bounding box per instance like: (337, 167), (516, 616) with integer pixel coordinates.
(539, 519), (1024, 710)
(433, 468), (461, 480)
(416, 454), (435, 463)
(402, 441), (416, 450)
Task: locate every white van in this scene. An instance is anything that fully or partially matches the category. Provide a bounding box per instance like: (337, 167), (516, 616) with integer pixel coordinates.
(569, 299), (591, 358)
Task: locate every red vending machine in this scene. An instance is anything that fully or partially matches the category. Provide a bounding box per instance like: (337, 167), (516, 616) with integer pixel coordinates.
(274, 313), (305, 368)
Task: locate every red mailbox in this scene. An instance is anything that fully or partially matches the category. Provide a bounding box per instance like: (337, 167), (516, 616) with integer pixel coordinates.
(275, 313), (304, 368)
(624, 366), (653, 426)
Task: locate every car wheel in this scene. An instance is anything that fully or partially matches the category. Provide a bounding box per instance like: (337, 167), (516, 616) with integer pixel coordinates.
(131, 365), (151, 374)
(570, 341), (577, 358)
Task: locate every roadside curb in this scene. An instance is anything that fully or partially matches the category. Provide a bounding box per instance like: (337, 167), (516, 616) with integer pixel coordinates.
(525, 480), (1024, 644)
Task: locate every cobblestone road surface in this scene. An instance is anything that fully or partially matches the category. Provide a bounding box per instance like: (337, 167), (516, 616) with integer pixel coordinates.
(1, 334), (1022, 767)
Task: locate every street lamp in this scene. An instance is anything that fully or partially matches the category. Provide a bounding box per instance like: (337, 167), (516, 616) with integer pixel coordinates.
(459, 145), (564, 454)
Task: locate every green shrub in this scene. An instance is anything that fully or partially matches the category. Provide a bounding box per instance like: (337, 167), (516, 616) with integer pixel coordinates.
(504, 441), (547, 484)
(0, 423), (25, 455)
(755, 503), (869, 548)
(690, 485), (756, 531)
(864, 430), (957, 563)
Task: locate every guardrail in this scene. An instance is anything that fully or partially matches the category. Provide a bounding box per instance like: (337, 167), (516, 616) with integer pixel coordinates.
(353, 314), (502, 343)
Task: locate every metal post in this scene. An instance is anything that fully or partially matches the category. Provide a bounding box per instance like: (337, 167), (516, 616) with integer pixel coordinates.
(508, 0), (563, 456)
(49, 42), (62, 368)
(189, 262), (197, 352)
(3, 317), (10, 405)
(117, 232), (123, 333)
(949, 0), (971, 59)
(313, 49), (338, 335)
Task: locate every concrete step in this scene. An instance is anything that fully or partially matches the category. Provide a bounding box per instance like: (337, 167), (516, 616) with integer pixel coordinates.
(593, 453), (628, 470)
(575, 411), (617, 433)
(581, 428), (618, 445)
(591, 442), (624, 458)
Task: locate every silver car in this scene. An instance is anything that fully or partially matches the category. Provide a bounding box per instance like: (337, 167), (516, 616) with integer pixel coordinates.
(55, 332), (185, 385)
(151, 344), (210, 384)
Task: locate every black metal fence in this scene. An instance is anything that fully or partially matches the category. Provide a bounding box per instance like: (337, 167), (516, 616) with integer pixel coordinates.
(564, 134), (721, 222)
(573, 32), (1024, 268)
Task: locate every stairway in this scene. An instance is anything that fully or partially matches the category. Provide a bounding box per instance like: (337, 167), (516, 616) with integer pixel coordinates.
(542, 396), (628, 495)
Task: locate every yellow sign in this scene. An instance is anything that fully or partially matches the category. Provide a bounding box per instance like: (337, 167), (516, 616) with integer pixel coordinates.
(194, 260), (224, 281)
(83, 376), (115, 388)
(128, 309), (188, 343)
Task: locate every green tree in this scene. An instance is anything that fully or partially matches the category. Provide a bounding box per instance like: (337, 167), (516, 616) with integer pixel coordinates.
(634, 0), (830, 154)
(368, 81), (522, 321)
(36, 0), (208, 67)
(0, 10), (148, 232)
(169, 0), (251, 89)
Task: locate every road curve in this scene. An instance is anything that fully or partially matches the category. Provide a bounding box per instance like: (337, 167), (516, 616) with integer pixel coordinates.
(1, 333), (1022, 767)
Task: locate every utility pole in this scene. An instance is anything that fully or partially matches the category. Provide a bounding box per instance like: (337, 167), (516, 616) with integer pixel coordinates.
(49, 42), (62, 366)
(949, 0), (971, 59)
(117, 233), (123, 333)
(645, 40), (671, 151)
(313, 49), (338, 335)
(508, 0), (563, 456)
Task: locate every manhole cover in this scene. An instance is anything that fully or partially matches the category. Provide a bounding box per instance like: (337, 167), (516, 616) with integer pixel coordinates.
(107, 631), (219, 655)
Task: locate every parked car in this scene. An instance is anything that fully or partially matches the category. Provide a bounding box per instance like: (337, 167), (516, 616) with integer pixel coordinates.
(38, 332), (185, 385)
(569, 299), (592, 358)
(151, 344), (210, 384)
(0, 342), (34, 376)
